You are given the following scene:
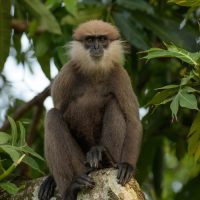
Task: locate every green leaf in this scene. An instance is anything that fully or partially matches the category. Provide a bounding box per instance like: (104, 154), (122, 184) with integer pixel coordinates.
(18, 122), (26, 146)
(142, 44), (200, 66)
(35, 35), (50, 57)
(148, 88), (178, 106)
(113, 12), (150, 50)
(182, 86), (197, 93)
(188, 112), (200, 161)
(181, 75), (192, 85)
(7, 116), (18, 146)
(0, 182), (19, 195)
(116, 0), (154, 14)
(64, 0), (78, 16)
(19, 146), (44, 161)
(179, 90), (199, 110)
(0, 145), (20, 162)
(0, 0), (11, 72)
(169, 0), (200, 7)
(155, 84), (179, 90)
(0, 132), (11, 144)
(34, 35), (51, 79)
(22, 0), (61, 35)
(22, 156), (44, 174)
(45, 0), (62, 10)
(170, 95), (180, 118)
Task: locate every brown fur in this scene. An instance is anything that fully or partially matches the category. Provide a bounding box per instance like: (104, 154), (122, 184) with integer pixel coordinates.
(73, 20), (120, 41)
(44, 20), (142, 199)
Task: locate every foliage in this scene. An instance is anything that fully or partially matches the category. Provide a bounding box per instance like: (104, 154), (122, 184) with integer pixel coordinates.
(168, 0), (200, 7)
(0, 117), (44, 195)
(143, 43), (200, 162)
(0, 0), (200, 199)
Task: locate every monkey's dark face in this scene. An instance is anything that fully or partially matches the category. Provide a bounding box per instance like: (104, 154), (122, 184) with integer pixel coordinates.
(83, 35), (109, 59)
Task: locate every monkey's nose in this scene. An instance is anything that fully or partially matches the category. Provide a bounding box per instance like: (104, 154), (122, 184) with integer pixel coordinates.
(94, 41), (99, 49)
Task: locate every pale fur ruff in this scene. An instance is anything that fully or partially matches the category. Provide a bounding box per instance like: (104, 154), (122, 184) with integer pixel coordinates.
(68, 40), (124, 74)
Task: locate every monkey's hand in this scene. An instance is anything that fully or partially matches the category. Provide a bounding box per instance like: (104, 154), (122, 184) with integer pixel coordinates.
(64, 173), (95, 200)
(117, 162), (135, 186)
(86, 145), (106, 169)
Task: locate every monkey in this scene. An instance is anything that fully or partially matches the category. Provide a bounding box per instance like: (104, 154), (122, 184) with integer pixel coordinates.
(38, 20), (142, 200)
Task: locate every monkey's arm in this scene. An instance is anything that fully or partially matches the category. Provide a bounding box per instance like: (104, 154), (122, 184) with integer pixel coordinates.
(113, 66), (143, 183)
(51, 63), (74, 111)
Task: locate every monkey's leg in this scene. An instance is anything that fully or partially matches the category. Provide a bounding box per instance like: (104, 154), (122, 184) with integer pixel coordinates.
(101, 99), (134, 185)
(44, 108), (94, 200)
(101, 99), (126, 163)
(86, 99), (125, 169)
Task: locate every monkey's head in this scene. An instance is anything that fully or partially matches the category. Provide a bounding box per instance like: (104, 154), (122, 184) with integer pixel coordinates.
(69, 20), (125, 73)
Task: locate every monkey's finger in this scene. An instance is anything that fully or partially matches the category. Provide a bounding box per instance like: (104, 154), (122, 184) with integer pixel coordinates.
(92, 150), (99, 168)
(86, 152), (93, 168)
(38, 182), (45, 199)
(94, 149), (100, 168)
(38, 188), (45, 200)
(73, 182), (93, 191)
(117, 164), (123, 180)
(86, 151), (91, 162)
(90, 150), (95, 168)
(78, 174), (95, 185)
(126, 171), (134, 184)
(76, 176), (95, 188)
(117, 164), (123, 179)
(97, 148), (102, 162)
(38, 176), (55, 200)
(123, 167), (133, 185)
(119, 165), (128, 185)
(77, 180), (95, 188)
(94, 157), (98, 168)
(119, 170), (126, 185)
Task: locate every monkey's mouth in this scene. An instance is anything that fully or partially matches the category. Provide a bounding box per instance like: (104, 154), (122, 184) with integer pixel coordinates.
(90, 53), (103, 60)
(90, 49), (103, 60)
(91, 54), (103, 60)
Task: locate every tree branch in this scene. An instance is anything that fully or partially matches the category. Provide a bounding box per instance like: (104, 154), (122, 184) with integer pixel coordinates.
(11, 19), (45, 34)
(0, 86), (50, 131)
(1, 169), (145, 200)
(27, 104), (44, 146)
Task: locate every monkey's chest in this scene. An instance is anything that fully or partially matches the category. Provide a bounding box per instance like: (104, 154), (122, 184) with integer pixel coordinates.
(63, 92), (110, 149)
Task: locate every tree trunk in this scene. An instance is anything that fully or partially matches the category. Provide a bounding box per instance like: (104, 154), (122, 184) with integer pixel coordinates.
(1, 168), (145, 200)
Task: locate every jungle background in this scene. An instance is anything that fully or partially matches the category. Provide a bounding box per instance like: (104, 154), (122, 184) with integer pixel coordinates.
(0, 0), (200, 199)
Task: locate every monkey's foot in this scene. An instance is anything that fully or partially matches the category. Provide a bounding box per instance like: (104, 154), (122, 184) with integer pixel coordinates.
(38, 175), (56, 200)
(64, 174), (95, 200)
(117, 162), (135, 186)
(86, 145), (106, 169)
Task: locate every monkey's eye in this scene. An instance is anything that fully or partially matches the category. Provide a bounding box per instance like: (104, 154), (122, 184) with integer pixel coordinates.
(86, 37), (93, 44)
(100, 36), (106, 42)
